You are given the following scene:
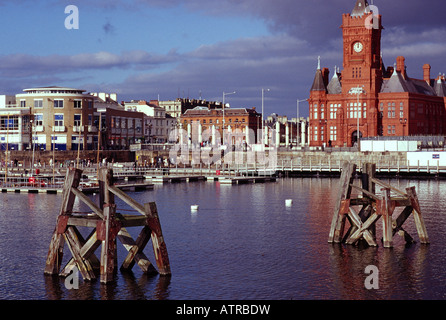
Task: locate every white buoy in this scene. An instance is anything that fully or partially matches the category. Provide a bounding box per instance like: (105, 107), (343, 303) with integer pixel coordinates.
(191, 205), (199, 211)
(285, 199), (293, 207)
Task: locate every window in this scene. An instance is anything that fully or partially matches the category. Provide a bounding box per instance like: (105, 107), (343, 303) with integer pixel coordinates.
(74, 100), (82, 109)
(54, 99), (64, 108)
(321, 104), (325, 119)
(330, 104), (338, 119)
(74, 114), (81, 127)
(20, 100), (26, 108)
(313, 104), (318, 120)
(330, 126), (337, 141)
(34, 99), (43, 108)
(54, 114), (64, 127)
(388, 104), (396, 118)
(34, 114), (43, 126)
(314, 126), (318, 141)
(0, 116), (18, 130)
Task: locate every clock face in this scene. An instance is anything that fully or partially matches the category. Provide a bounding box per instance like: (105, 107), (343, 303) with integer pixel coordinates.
(353, 42), (363, 53)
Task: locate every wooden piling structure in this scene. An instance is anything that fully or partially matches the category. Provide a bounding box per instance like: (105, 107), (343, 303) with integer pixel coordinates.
(44, 167), (171, 284)
(328, 162), (429, 248)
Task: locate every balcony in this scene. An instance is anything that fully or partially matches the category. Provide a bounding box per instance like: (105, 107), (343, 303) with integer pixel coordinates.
(88, 125), (98, 133)
(53, 126), (67, 133)
(73, 126), (84, 133)
(35, 125), (45, 132)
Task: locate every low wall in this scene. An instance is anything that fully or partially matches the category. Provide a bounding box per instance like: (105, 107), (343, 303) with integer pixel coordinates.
(1, 150), (135, 166)
(277, 151), (408, 167)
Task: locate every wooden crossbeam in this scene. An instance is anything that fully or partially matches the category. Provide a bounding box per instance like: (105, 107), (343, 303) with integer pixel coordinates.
(64, 226), (97, 281)
(345, 207), (378, 246)
(60, 229), (101, 277)
(71, 187), (104, 219)
(108, 185), (146, 216)
(118, 226), (157, 274)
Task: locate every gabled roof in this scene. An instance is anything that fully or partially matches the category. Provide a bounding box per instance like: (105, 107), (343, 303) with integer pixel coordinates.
(380, 70), (437, 96)
(351, 0), (370, 17)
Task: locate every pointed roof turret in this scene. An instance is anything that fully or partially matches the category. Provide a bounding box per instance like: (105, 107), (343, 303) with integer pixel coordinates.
(327, 66), (342, 94)
(351, 0), (370, 17)
(434, 76), (446, 97)
(310, 56), (327, 92)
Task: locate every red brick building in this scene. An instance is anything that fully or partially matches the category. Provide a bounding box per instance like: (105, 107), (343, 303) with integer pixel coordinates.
(309, 0), (446, 147)
(181, 107), (262, 145)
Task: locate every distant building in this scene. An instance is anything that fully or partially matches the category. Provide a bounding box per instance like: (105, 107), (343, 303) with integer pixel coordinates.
(0, 107), (32, 151)
(181, 107), (262, 145)
(91, 94), (145, 150)
(0, 95), (16, 108)
(15, 86), (95, 151)
(158, 98), (222, 119)
(124, 100), (176, 143)
(309, 0), (446, 148)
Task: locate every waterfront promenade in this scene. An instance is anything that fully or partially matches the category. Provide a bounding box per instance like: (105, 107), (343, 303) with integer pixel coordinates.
(2, 150), (446, 186)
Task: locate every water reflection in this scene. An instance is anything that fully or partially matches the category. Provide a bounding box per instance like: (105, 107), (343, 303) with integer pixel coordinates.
(1, 178), (446, 299)
(44, 272), (171, 300)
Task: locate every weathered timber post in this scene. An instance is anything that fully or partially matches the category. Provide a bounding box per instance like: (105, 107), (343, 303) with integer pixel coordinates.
(98, 204), (120, 283)
(145, 202), (171, 275)
(328, 162), (430, 248)
(406, 186), (429, 244)
(328, 161), (356, 243)
(380, 187), (395, 248)
(44, 168), (82, 276)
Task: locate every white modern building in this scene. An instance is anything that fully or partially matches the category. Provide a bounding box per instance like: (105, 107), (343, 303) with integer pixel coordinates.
(15, 86), (96, 151)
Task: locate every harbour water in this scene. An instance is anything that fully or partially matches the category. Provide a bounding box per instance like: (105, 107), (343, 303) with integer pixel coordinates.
(0, 177), (446, 300)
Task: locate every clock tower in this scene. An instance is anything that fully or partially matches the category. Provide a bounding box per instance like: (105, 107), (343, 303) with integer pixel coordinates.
(341, 0), (383, 95)
(340, 0), (384, 141)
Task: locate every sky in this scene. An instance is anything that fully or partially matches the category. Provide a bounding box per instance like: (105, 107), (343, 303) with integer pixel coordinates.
(0, 0), (445, 117)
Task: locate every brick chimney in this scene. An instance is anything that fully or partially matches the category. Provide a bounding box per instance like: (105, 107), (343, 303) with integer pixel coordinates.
(322, 68), (330, 87)
(396, 56), (406, 78)
(423, 64), (431, 84)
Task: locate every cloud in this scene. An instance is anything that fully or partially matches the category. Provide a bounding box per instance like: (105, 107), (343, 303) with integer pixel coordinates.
(92, 34), (334, 114)
(0, 50), (180, 77)
(3, 0), (446, 117)
(104, 0), (446, 45)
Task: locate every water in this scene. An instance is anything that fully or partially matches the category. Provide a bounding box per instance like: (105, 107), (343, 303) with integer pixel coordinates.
(0, 178), (446, 300)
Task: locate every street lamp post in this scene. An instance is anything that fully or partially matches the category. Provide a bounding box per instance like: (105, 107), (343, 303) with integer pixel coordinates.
(399, 118), (407, 136)
(262, 88), (270, 145)
(348, 86), (366, 149)
(297, 99), (308, 147)
(222, 91), (236, 145)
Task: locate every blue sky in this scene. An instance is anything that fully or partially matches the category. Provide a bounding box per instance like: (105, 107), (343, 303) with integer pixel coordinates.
(1, 0), (446, 117)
